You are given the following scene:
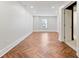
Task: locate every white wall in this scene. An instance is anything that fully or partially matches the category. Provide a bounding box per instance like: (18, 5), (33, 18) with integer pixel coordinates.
(77, 1), (79, 56)
(73, 6), (77, 40)
(33, 16), (57, 32)
(57, 6), (64, 41)
(32, 11), (58, 16)
(0, 2), (33, 57)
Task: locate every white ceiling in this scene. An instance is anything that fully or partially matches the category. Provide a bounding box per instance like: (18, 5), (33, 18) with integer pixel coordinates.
(19, 1), (70, 16)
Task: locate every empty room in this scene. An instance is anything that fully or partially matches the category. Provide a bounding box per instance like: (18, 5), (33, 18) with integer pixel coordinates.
(0, 1), (79, 58)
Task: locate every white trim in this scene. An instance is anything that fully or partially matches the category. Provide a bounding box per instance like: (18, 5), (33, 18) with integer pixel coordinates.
(0, 32), (32, 57)
(63, 1), (76, 9)
(77, 53), (79, 57)
(33, 30), (58, 32)
(77, 48), (79, 57)
(76, 37), (79, 57)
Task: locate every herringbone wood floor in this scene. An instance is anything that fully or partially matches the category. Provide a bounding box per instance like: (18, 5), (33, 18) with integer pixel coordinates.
(2, 32), (77, 58)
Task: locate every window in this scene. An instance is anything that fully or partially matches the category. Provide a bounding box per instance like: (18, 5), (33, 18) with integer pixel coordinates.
(41, 19), (47, 29)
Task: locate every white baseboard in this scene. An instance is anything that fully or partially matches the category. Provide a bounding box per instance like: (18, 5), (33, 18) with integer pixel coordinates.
(77, 52), (79, 57)
(76, 37), (79, 57)
(77, 44), (79, 57)
(76, 48), (79, 57)
(58, 39), (63, 42)
(58, 37), (64, 42)
(0, 32), (32, 57)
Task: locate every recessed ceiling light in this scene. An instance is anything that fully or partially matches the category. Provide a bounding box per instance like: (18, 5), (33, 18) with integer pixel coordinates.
(51, 6), (55, 8)
(30, 6), (34, 8)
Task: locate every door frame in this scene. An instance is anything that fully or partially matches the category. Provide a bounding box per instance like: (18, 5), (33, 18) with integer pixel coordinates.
(64, 2), (77, 41)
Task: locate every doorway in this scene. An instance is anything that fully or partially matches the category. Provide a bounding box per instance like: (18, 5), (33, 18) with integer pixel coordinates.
(64, 2), (77, 50)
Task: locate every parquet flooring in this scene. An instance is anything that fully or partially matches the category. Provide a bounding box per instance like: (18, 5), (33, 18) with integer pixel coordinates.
(2, 32), (78, 58)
